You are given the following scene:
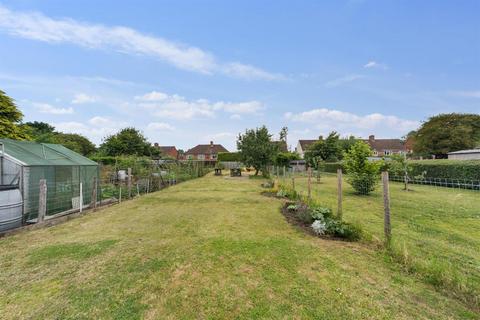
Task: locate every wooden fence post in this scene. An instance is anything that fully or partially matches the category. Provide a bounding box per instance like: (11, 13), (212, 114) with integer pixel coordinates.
(38, 179), (47, 223)
(291, 176), (295, 191)
(127, 168), (132, 199)
(79, 182), (83, 212)
(91, 177), (97, 212)
(307, 167), (312, 201)
(337, 169), (343, 220)
(118, 184), (122, 203)
(382, 171), (392, 246)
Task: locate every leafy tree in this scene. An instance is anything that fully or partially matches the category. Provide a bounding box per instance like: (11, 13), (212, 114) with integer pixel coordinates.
(53, 133), (97, 156)
(237, 126), (277, 176)
(273, 152), (300, 168)
(304, 132), (341, 168)
(414, 113), (480, 158)
(337, 135), (358, 157)
(343, 141), (382, 195)
(388, 154), (413, 191)
(279, 126), (288, 145)
(0, 90), (30, 140)
(99, 127), (159, 157)
(25, 121), (55, 136)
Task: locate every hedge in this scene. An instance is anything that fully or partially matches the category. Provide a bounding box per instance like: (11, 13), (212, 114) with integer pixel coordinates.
(407, 160), (480, 181)
(321, 160), (480, 181)
(218, 152), (241, 162)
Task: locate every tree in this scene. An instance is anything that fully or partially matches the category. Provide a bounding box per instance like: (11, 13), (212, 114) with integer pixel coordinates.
(304, 132), (341, 168)
(237, 126), (277, 176)
(279, 126), (288, 147)
(99, 127), (159, 157)
(24, 121), (56, 143)
(413, 113), (480, 158)
(389, 154), (412, 191)
(273, 152), (300, 168)
(53, 133), (97, 156)
(343, 141), (382, 195)
(0, 90), (30, 140)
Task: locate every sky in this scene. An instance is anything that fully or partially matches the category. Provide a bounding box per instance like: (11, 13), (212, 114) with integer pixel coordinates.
(0, 0), (479, 151)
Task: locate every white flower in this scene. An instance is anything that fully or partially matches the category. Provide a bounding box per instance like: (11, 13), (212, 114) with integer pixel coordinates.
(311, 220), (327, 235)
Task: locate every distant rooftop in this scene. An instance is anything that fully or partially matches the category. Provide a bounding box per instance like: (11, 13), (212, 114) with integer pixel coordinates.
(447, 149), (480, 155)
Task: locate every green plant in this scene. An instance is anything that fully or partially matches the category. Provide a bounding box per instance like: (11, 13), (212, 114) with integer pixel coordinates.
(343, 141), (382, 195)
(287, 204), (298, 211)
(310, 206), (332, 220)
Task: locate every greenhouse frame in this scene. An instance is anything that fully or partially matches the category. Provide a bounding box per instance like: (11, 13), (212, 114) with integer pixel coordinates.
(0, 138), (99, 230)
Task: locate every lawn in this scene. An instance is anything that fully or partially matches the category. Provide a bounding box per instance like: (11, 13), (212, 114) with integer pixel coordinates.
(0, 173), (478, 319)
(280, 172), (480, 310)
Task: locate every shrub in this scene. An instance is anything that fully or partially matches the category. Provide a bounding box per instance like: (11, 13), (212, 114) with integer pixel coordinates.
(323, 162), (344, 173)
(343, 141), (381, 195)
(311, 220), (327, 235)
(310, 206), (332, 220)
(325, 220), (362, 241)
(406, 160), (480, 181)
(287, 204), (298, 211)
(217, 152), (241, 162)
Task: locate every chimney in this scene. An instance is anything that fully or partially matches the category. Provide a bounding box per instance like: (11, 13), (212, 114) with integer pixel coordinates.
(210, 141), (214, 147)
(369, 135), (375, 141)
(154, 142), (159, 147)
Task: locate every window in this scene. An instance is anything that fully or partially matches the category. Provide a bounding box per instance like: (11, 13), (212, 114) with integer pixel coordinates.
(211, 154), (217, 159)
(384, 150), (392, 156)
(198, 154), (205, 160)
(187, 155), (193, 160)
(373, 150), (378, 156)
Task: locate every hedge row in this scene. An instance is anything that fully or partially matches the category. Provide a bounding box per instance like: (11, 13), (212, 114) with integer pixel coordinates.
(407, 160), (480, 181)
(218, 152), (241, 162)
(321, 160), (480, 180)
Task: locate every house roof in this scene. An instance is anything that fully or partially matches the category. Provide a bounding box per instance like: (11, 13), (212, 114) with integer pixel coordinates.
(447, 149), (480, 155)
(298, 140), (318, 151)
(185, 144), (228, 155)
(158, 146), (177, 153)
(0, 138), (98, 166)
(363, 138), (406, 151)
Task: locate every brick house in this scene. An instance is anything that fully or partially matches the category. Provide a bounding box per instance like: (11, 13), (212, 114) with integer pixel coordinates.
(184, 141), (228, 160)
(363, 135), (409, 156)
(153, 143), (179, 159)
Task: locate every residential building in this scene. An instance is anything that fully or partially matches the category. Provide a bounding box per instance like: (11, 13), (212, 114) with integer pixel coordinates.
(153, 143), (178, 159)
(295, 140), (317, 158)
(363, 135), (408, 156)
(184, 141), (228, 161)
(447, 149), (480, 160)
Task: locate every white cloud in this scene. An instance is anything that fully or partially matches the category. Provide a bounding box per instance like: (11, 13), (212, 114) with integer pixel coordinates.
(230, 114), (242, 120)
(72, 93), (96, 104)
(146, 122), (175, 131)
(0, 5), (283, 80)
(54, 116), (128, 144)
(363, 61), (388, 69)
(136, 91), (263, 120)
(450, 90), (480, 98)
(325, 74), (364, 88)
(222, 63), (287, 81)
(135, 91), (169, 101)
(285, 108), (419, 136)
(34, 102), (74, 114)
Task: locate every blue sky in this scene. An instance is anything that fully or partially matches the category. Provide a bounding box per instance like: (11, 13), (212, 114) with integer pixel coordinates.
(0, 0), (479, 151)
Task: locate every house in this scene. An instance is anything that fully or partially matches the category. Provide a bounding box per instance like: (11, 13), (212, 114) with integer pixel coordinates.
(184, 141), (228, 161)
(363, 135), (408, 156)
(153, 143), (178, 159)
(295, 140), (318, 158)
(447, 149), (480, 160)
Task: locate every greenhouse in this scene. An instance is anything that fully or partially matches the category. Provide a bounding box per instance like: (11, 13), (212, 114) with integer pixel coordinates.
(0, 138), (99, 231)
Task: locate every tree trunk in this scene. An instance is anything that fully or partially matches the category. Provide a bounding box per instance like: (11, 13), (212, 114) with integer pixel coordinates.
(254, 168), (259, 176)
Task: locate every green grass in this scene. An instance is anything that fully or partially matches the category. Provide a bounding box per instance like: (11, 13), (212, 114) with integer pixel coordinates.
(280, 172), (480, 309)
(0, 173), (478, 319)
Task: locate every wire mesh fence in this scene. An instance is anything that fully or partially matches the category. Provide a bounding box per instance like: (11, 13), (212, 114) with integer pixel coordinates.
(271, 165), (480, 306)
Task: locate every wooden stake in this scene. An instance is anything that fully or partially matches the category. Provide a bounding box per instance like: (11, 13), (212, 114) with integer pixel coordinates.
(292, 177), (295, 191)
(382, 171), (391, 246)
(337, 169), (343, 220)
(119, 184), (122, 203)
(307, 167), (312, 200)
(79, 182), (83, 212)
(38, 179), (47, 223)
(127, 168), (132, 199)
(91, 177), (97, 212)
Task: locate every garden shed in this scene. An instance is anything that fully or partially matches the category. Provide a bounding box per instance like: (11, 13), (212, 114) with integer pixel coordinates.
(0, 138), (99, 231)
